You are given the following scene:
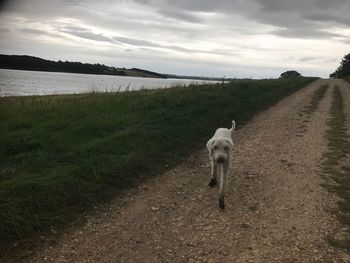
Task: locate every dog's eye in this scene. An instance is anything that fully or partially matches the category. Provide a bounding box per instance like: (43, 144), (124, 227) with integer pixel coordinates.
(213, 146), (218, 150)
(224, 146), (229, 151)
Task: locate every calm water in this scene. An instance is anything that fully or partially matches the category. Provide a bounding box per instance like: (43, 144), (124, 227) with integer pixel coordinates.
(0, 69), (218, 97)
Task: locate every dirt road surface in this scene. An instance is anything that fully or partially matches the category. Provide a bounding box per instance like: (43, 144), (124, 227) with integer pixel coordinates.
(19, 79), (350, 262)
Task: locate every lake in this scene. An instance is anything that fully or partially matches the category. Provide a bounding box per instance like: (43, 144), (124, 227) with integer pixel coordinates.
(0, 69), (219, 97)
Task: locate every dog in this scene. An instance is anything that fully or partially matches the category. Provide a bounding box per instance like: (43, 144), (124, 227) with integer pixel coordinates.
(206, 120), (235, 209)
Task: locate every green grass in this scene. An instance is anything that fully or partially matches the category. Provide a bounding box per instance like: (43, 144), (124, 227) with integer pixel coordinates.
(0, 77), (316, 249)
(324, 86), (350, 250)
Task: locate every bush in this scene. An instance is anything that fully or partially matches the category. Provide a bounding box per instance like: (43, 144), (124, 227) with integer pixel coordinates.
(279, 70), (302, 79)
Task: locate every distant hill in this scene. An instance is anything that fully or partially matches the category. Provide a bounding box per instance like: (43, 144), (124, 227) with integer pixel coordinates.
(0, 54), (166, 79)
(163, 74), (232, 81)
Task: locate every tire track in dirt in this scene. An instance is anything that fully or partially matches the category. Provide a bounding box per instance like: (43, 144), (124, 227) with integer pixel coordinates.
(17, 79), (349, 263)
(322, 79), (350, 251)
(296, 83), (328, 138)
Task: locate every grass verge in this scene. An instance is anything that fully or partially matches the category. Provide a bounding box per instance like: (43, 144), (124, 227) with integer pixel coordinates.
(323, 86), (350, 250)
(0, 77), (316, 251)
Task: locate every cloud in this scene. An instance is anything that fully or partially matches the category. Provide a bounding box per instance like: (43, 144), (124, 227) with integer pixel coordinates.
(272, 28), (344, 39)
(0, 0), (349, 78)
(157, 9), (201, 23)
(299, 56), (322, 62)
(19, 28), (47, 35)
(59, 26), (113, 43)
(132, 0), (350, 39)
(112, 36), (158, 47)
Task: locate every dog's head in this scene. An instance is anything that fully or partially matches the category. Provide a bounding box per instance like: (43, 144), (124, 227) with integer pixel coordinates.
(206, 137), (233, 164)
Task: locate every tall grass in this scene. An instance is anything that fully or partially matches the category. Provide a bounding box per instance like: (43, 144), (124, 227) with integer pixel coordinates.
(0, 78), (316, 248)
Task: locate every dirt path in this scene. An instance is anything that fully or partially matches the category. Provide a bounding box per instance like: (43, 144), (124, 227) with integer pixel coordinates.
(22, 79), (350, 262)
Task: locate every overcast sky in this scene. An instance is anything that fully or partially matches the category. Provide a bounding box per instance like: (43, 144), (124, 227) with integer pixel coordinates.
(0, 0), (349, 78)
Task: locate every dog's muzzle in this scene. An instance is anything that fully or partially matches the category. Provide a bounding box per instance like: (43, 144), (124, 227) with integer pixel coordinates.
(216, 156), (225, 163)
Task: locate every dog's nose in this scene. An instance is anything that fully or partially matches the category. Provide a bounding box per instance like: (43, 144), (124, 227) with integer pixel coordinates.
(216, 156), (225, 163)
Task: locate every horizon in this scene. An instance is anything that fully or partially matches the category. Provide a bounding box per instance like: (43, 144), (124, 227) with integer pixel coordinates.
(0, 0), (349, 78)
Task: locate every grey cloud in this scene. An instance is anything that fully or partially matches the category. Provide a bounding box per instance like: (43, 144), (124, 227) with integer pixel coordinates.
(323, 58), (338, 63)
(157, 9), (201, 23)
(135, 0), (350, 39)
(113, 36), (158, 47)
(19, 28), (49, 35)
(154, 0), (259, 14)
(15, 27), (69, 40)
(272, 28), (344, 39)
(5, 0), (349, 40)
(55, 26), (214, 54)
(254, 0), (312, 13)
(113, 36), (235, 56)
(0, 0), (349, 78)
(256, 2), (350, 40)
(255, 0), (349, 13)
(0, 0), (12, 12)
(0, 27), (10, 34)
(299, 56), (321, 62)
(32, 22), (233, 56)
(133, 0), (220, 12)
(60, 27), (113, 43)
(67, 31), (112, 42)
(15, 23), (114, 44)
(339, 38), (350, 45)
(303, 12), (350, 27)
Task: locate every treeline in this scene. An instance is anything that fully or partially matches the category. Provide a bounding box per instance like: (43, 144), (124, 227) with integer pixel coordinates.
(0, 54), (165, 78)
(330, 53), (350, 78)
(0, 54), (127, 76)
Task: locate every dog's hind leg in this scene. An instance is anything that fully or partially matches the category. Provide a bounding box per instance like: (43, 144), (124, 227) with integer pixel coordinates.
(208, 159), (217, 187)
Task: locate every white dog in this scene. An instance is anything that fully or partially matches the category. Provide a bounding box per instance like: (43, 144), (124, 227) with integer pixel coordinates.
(206, 120), (235, 209)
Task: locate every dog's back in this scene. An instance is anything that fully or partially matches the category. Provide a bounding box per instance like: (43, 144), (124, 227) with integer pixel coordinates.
(212, 128), (231, 139)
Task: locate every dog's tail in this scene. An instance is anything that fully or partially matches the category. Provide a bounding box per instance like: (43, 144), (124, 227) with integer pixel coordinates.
(230, 120), (236, 137)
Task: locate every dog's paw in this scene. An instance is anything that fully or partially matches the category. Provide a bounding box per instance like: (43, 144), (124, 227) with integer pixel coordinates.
(219, 197), (225, 209)
(208, 178), (217, 187)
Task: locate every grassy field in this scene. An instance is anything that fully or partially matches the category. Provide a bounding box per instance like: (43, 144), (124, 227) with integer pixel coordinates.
(0, 77), (316, 249)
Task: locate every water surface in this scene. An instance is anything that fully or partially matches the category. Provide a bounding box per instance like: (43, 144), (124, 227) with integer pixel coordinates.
(0, 69), (218, 97)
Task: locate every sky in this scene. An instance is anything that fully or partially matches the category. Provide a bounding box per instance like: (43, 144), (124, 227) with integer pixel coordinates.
(0, 0), (349, 78)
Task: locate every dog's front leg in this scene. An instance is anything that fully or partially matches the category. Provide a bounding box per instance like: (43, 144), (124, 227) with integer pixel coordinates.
(219, 163), (229, 209)
(208, 159), (217, 187)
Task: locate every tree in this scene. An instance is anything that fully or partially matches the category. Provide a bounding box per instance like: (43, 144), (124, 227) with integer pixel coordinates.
(279, 70), (301, 79)
(330, 53), (350, 78)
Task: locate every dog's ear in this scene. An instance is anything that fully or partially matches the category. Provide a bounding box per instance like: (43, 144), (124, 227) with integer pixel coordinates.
(206, 138), (215, 156)
(224, 138), (233, 149)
